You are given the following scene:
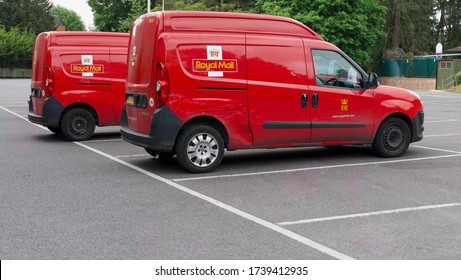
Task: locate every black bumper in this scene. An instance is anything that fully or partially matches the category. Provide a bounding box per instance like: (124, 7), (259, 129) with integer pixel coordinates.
(27, 96), (64, 127)
(120, 105), (183, 152)
(411, 111), (424, 142)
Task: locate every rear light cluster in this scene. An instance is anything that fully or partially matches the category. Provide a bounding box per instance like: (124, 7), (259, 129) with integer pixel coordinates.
(156, 62), (169, 107)
(45, 66), (55, 96)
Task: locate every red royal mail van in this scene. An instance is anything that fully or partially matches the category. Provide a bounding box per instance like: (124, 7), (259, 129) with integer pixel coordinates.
(28, 31), (129, 141)
(121, 11), (424, 173)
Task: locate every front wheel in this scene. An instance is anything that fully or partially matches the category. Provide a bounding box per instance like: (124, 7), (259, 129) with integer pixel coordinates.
(176, 125), (224, 173)
(60, 108), (96, 141)
(372, 117), (411, 158)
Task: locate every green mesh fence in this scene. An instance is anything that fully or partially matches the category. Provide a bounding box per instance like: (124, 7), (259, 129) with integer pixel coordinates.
(377, 57), (436, 78)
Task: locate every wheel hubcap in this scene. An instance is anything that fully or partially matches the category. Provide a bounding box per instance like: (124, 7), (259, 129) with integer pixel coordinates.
(187, 133), (219, 167)
(69, 116), (88, 135)
(384, 125), (403, 150)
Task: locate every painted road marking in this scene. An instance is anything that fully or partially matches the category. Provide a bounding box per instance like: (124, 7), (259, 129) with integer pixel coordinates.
(115, 154), (150, 158)
(411, 145), (461, 154)
(174, 153), (461, 182)
(82, 139), (123, 143)
(424, 133), (461, 138)
(278, 202), (461, 226)
(0, 105), (354, 260)
(425, 119), (459, 123)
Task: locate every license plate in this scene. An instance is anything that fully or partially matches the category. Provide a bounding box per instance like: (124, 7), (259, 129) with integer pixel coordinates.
(126, 95), (134, 105)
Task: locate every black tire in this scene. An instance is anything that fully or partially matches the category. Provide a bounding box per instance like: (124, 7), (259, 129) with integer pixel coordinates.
(372, 117), (411, 158)
(60, 108), (96, 141)
(47, 126), (62, 135)
(176, 125), (224, 173)
(145, 148), (175, 161)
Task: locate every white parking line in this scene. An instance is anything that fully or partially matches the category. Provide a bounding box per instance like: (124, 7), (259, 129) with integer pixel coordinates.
(411, 145), (461, 154)
(82, 139), (123, 143)
(424, 133), (461, 138)
(115, 154), (149, 158)
(173, 153), (461, 182)
(278, 202), (461, 226)
(424, 119), (459, 123)
(1, 105), (354, 260)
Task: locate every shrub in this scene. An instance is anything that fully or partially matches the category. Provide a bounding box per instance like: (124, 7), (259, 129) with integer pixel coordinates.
(0, 26), (36, 69)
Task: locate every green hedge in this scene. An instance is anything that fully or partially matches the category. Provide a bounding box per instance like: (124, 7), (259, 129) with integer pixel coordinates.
(0, 26), (36, 69)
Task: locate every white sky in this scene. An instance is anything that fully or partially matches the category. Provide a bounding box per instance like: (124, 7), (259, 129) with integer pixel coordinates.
(51, 0), (94, 30)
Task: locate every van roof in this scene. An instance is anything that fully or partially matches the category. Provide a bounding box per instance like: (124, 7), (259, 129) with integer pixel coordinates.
(44, 31), (129, 47)
(146, 11), (323, 40)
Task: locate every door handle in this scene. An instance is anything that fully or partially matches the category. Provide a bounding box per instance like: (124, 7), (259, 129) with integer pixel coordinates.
(301, 93), (308, 108)
(312, 93), (318, 108)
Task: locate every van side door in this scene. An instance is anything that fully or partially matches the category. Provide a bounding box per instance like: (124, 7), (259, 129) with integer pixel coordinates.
(306, 47), (375, 143)
(247, 35), (311, 146)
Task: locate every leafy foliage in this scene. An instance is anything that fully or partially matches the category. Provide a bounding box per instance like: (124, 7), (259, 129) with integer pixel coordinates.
(380, 0), (435, 56)
(255, 0), (386, 68)
(87, 0), (133, 32)
(0, 0), (55, 34)
(51, 5), (86, 31)
(0, 26), (36, 68)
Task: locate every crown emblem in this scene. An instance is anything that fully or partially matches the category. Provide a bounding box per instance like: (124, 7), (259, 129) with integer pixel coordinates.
(341, 99), (348, 105)
(209, 49), (220, 58)
(83, 58), (91, 63)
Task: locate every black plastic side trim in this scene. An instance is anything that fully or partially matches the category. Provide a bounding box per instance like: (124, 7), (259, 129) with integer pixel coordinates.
(27, 96), (64, 127)
(411, 111), (424, 142)
(263, 122), (311, 129)
(263, 122), (365, 129)
(311, 122), (365, 128)
(120, 105), (183, 152)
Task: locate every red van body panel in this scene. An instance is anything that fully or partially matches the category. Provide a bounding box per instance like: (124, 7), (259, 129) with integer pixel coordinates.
(121, 11), (424, 172)
(28, 32), (129, 133)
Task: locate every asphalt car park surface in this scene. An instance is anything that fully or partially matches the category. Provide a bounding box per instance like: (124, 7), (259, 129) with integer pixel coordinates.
(1, 79), (461, 259)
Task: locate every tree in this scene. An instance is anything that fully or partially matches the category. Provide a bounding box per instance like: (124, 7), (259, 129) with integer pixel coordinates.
(255, 0), (386, 68)
(435, 0), (461, 50)
(379, 0), (435, 57)
(51, 5), (86, 31)
(0, 0), (55, 34)
(0, 26), (36, 68)
(87, 0), (140, 32)
(89, 0), (257, 32)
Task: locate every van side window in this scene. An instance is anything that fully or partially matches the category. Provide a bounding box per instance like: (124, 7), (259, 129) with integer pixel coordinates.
(312, 50), (362, 89)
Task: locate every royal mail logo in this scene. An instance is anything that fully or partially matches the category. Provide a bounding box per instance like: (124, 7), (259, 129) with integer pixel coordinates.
(209, 49), (220, 58)
(341, 99), (349, 111)
(192, 59), (238, 72)
(71, 64), (104, 74)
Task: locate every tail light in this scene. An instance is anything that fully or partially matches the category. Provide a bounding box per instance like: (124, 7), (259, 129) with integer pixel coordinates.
(156, 62), (169, 107)
(45, 66), (54, 96)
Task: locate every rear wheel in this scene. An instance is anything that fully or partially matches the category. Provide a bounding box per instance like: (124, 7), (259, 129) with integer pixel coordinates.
(60, 108), (95, 141)
(176, 125), (224, 173)
(372, 117), (411, 158)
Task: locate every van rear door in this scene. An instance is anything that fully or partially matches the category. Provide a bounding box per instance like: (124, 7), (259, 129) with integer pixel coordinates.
(126, 14), (161, 134)
(30, 32), (49, 116)
(247, 35), (311, 146)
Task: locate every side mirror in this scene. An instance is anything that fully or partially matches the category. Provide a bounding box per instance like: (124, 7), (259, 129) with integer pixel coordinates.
(365, 72), (378, 88)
